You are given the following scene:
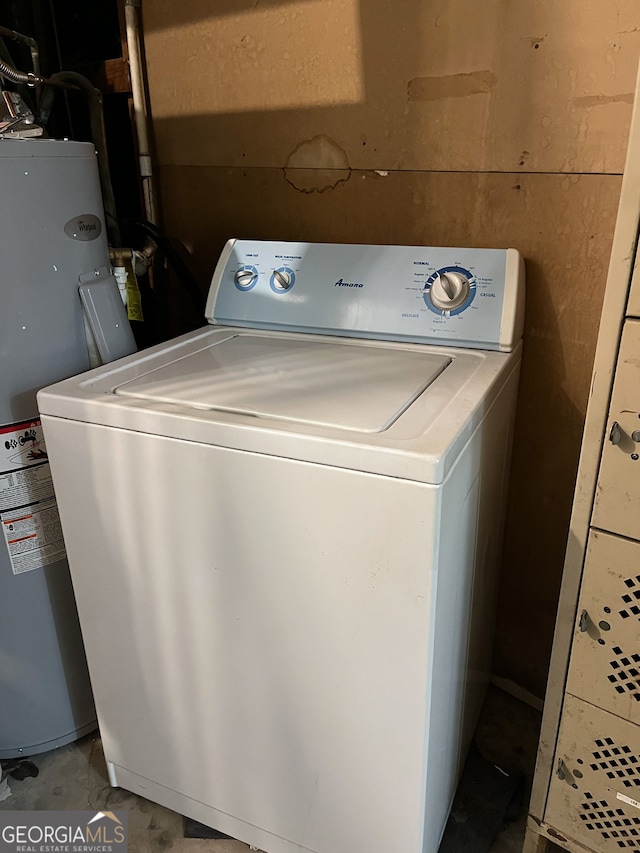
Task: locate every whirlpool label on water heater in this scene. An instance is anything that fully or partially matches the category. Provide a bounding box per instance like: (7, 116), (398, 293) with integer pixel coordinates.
(64, 213), (102, 241)
(0, 419), (67, 576)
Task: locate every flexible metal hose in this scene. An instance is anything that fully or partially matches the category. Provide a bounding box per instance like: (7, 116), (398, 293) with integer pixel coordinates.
(0, 58), (42, 86)
(0, 25), (40, 79)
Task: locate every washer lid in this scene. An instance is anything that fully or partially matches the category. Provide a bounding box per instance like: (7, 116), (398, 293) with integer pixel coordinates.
(114, 334), (451, 433)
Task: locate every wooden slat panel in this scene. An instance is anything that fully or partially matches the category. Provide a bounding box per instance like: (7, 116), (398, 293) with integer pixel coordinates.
(592, 320), (640, 540)
(142, 0), (640, 173)
(76, 58), (131, 94)
(155, 165), (621, 696)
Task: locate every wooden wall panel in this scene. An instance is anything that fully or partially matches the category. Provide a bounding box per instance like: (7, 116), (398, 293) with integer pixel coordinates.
(142, 0), (640, 173)
(141, 0), (638, 697)
(154, 165), (621, 696)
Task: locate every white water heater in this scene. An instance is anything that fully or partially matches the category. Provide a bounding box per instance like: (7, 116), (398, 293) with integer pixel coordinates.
(0, 138), (135, 757)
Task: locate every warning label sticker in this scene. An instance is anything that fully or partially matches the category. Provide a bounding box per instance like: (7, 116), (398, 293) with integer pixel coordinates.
(0, 418), (67, 575)
(617, 791), (640, 810)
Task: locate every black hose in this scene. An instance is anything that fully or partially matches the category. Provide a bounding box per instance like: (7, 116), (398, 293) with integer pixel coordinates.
(47, 71), (121, 247)
(36, 84), (56, 127)
(123, 218), (206, 320)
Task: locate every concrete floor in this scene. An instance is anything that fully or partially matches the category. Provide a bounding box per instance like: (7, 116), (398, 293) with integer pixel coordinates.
(1, 686), (541, 853)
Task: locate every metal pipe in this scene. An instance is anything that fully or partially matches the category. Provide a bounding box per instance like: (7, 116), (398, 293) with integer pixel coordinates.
(0, 25), (40, 78)
(49, 71), (122, 247)
(124, 0), (158, 225)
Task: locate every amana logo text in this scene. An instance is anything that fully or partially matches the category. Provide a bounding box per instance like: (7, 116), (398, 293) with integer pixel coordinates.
(334, 278), (364, 288)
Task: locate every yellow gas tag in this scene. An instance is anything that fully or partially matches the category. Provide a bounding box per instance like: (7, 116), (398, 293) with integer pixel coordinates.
(123, 256), (144, 322)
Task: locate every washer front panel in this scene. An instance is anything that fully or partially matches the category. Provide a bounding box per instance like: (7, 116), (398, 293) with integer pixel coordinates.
(208, 240), (521, 351)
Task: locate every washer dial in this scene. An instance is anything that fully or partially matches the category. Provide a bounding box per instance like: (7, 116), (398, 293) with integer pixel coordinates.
(423, 266), (476, 315)
(270, 266), (296, 293)
(234, 265), (258, 291)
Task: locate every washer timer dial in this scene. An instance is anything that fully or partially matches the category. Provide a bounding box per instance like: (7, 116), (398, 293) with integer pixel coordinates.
(423, 266), (476, 315)
(234, 265), (259, 291)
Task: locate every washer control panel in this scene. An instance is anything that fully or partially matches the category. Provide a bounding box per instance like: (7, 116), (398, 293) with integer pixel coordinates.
(208, 240), (525, 351)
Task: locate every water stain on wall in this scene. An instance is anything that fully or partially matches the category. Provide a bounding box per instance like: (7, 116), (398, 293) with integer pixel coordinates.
(407, 70), (497, 101)
(284, 134), (351, 193)
(573, 93), (634, 108)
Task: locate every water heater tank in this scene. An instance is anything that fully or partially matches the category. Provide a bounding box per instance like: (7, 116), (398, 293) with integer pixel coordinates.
(0, 138), (127, 757)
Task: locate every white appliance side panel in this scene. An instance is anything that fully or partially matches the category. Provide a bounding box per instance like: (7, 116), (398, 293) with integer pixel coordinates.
(420, 364), (519, 849)
(459, 362), (520, 754)
(43, 419), (443, 853)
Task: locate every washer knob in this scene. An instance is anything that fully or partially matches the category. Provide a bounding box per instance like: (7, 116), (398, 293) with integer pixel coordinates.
(235, 269), (257, 288)
(273, 269), (292, 290)
(429, 271), (470, 311)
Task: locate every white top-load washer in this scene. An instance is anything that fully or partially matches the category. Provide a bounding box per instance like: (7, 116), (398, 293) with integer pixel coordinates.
(38, 240), (525, 853)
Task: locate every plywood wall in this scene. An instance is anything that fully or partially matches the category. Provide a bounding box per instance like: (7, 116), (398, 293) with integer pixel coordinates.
(140, 0), (640, 698)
